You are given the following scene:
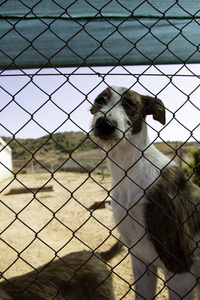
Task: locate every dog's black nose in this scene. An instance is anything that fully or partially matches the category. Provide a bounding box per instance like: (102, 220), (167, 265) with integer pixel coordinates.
(95, 117), (116, 135)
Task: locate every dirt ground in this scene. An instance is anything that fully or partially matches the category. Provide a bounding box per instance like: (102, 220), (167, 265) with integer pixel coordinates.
(0, 171), (178, 299)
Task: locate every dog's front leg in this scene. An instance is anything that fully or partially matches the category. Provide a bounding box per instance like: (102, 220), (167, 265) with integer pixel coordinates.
(131, 256), (157, 300)
(164, 268), (196, 300)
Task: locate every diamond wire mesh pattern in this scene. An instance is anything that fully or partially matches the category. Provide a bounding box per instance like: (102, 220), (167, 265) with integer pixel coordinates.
(0, 1), (200, 299)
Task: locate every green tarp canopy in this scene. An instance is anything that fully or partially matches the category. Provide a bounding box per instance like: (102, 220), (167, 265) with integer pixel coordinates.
(0, 0), (200, 70)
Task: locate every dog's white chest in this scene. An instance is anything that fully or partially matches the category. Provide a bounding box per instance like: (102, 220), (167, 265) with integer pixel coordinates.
(107, 142), (172, 264)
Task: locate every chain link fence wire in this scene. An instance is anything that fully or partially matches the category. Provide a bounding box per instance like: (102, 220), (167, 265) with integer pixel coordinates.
(0, 1), (200, 299)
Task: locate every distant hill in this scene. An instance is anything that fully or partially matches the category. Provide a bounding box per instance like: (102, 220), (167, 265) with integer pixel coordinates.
(1, 132), (200, 173)
(2, 132), (97, 162)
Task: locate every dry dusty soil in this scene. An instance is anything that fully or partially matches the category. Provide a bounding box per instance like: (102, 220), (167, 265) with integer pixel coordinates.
(0, 171), (195, 299)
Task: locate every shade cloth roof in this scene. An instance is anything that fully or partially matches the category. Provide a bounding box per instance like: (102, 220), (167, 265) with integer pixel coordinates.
(0, 0), (200, 69)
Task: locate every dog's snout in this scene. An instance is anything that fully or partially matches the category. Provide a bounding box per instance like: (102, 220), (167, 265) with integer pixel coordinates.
(95, 117), (116, 135)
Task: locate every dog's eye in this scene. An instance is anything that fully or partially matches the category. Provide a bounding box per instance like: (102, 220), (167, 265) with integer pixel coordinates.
(95, 97), (107, 106)
(123, 99), (136, 109)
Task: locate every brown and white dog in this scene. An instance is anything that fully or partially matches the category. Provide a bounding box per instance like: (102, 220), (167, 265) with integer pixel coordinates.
(90, 86), (200, 299)
(0, 241), (122, 300)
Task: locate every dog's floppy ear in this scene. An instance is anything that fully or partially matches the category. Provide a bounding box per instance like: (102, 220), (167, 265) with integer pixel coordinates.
(141, 95), (166, 125)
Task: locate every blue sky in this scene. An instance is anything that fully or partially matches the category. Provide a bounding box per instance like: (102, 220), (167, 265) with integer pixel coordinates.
(0, 64), (200, 142)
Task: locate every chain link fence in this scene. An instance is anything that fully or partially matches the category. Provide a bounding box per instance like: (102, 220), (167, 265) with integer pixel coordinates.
(0, 1), (200, 299)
